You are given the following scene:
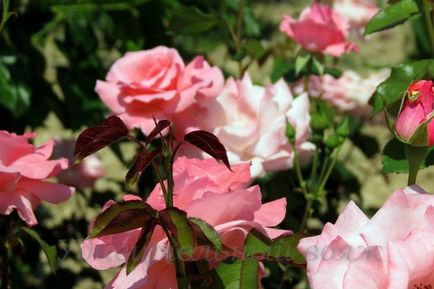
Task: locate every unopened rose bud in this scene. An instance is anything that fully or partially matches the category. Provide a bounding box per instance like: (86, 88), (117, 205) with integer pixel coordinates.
(395, 80), (434, 146)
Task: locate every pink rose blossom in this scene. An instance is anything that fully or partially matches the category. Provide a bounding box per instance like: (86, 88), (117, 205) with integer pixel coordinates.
(53, 139), (105, 189)
(298, 185), (434, 289)
(395, 80), (434, 146)
(197, 73), (314, 178)
(0, 131), (74, 226)
(96, 46), (224, 136)
(280, 2), (359, 57)
(81, 157), (289, 289)
(298, 69), (390, 116)
(334, 0), (378, 30)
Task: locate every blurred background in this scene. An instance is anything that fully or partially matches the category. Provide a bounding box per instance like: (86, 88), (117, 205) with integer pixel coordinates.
(0, 0), (430, 288)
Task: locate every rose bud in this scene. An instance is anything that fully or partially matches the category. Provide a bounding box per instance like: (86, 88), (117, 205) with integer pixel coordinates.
(395, 80), (434, 146)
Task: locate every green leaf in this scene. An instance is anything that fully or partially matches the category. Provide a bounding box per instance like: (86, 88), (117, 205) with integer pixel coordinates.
(268, 233), (306, 264)
(0, 62), (31, 117)
(244, 39), (266, 59)
(244, 229), (272, 257)
(312, 56), (324, 75)
(365, 0), (420, 34)
(213, 258), (259, 289)
(89, 200), (155, 238)
(126, 220), (157, 274)
(20, 227), (57, 273)
(382, 138), (434, 173)
(190, 217), (222, 251)
(271, 57), (292, 83)
(371, 59), (434, 113)
(295, 53), (311, 76)
(159, 207), (195, 257)
(336, 117), (350, 137)
(170, 5), (218, 35)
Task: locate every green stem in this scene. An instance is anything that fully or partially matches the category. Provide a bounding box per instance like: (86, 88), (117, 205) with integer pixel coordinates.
(405, 144), (428, 186)
(299, 198), (313, 232)
(293, 146), (309, 197)
(316, 146), (341, 196)
(0, 0), (10, 34)
(127, 135), (170, 205)
(236, 0), (244, 76)
(422, 0), (434, 56)
(162, 226), (189, 289)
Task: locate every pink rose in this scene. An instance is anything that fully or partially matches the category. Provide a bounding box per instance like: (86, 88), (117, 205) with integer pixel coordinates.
(197, 73), (314, 178)
(96, 46), (224, 135)
(81, 157), (289, 289)
(395, 80), (434, 146)
(280, 2), (359, 57)
(334, 0), (378, 30)
(298, 185), (434, 289)
(0, 131), (74, 226)
(299, 69), (390, 116)
(53, 139), (105, 189)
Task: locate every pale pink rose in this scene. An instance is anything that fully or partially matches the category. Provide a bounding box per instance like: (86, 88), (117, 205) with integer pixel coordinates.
(53, 139), (105, 189)
(96, 46), (224, 135)
(395, 80), (434, 146)
(197, 73), (314, 178)
(0, 131), (74, 226)
(296, 69), (390, 116)
(298, 185), (434, 289)
(280, 2), (358, 57)
(334, 0), (378, 30)
(81, 157), (289, 289)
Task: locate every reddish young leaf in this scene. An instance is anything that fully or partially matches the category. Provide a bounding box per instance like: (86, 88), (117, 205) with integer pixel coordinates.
(89, 200), (156, 238)
(74, 115), (128, 161)
(126, 219), (157, 274)
(146, 119), (171, 145)
(184, 130), (231, 170)
(125, 147), (162, 189)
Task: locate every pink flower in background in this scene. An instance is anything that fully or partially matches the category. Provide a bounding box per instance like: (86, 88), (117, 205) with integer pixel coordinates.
(81, 157), (289, 289)
(96, 46), (224, 136)
(53, 139), (105, 189)
(298, 185), (434, 289)
(395, 80), (434, 146)
(0, 131), (74, 226)
(299, 69), (390, 116)
(197, 74), (314, 178)
(280, 2), (358, 57)
(334, 0), (378, 30)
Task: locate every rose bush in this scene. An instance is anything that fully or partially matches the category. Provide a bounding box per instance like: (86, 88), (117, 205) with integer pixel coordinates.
(280, 1), (359, 56)
(81, 156), (289, 288)
(0, 131), (74, 226)
(197, 74), (314, 177)
(298, 185), (434, 289)
(96, 46), (224, 136)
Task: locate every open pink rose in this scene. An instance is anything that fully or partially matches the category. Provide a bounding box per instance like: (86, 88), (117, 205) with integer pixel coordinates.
(280, 2), (358, 57)
(395, 80), (434, 146)
(0, 131), (74, 226)
(81, 157), (289, 289)
(334, 0), (378, 30)
(298, 69), (390, 116)
(53, 139), (105, 189)
(96, 46), (224, 135)
(298, 185), (434, 289)
(197, 73), (314, 178)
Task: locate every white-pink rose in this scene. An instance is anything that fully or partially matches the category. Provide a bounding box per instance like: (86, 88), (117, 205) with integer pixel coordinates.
(334, 0), (378, 30)
(96, 46), (224, 136)
(298, 185), (434, 289)
(297, 69), (390, 116)
(198, 73), (314, 178)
